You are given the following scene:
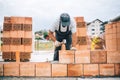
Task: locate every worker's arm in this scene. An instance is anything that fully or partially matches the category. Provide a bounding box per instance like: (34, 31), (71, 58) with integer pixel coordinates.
(72, 32), (77, 47)
(48, 30), (56, 42)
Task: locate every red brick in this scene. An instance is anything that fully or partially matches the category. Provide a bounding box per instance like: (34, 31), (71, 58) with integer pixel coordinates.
(75, 50), (90, 63)
(36, 62), (51, 77)
(59, 50), (75, 64)
(117, 38), (120, 50)
(68, 64), (83, 77)
(100, 64), (114, 76)
(24, 45), (32, 52)
(115, 64), (120, 76)
(84, 64), (99, 77)
(22, 38), (32, 45)
(0, 64), (3, 76)
(1, 45), (10, 52)
(24, 31), (32, 38)
(90, 50), (107, 64)
(3, 31), (10, 38)
(76, 28), (87, 36)
(52, 64), (67, 77)
(4, 63), (19, 76)
(2, 52), (11, 59)
(10, 31), (18, 38)
(76, 22), (86, 28)
(20, 62), (35, 76)
(74, 17), (84, 22)
(17, 31), (24, 38)
(112, 23), (117, 34)
(10, 45), (18, 52)
(107, 51), (120, 63)
(117, 22), (120, 33)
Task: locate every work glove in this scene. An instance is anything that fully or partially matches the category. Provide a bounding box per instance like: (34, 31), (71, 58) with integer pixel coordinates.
(55, 40), (61, 47)
(71, 47), (77, 50)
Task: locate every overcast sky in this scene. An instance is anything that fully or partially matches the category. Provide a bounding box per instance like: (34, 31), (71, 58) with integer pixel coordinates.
(0, 0), (120, 32)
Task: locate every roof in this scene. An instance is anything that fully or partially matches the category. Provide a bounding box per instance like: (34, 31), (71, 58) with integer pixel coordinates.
(87, 19), (103, 25)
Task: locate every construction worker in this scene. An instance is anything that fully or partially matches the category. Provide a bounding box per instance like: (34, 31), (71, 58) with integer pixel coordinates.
(49, 13), (77, 61)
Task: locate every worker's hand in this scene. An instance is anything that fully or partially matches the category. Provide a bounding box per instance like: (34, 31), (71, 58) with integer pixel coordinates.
(55, 40), (61, 47)
(71, 47), (77, 50)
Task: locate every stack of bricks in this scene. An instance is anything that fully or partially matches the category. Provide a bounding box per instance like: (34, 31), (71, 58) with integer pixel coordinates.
(74, 17), (88, 50)
(105, 21), (120, 51)
(2, 16), (32, 61)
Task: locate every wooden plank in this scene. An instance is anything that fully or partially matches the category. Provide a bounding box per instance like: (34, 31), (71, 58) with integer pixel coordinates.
(4, 63), (19, 76)
(100, 64), (114, 76)
(115, 64), (120, 76)
(68, 64), (83, 77)
(84, 64), (99, 77)
(20, 62), (35, 76)
(52, 64), (67, 77)
(59, 50), (75, 64)
(107, 51), (120, 63)
(75, 50), (90, 63)
(90, 50), (107, 64)
(36, 62), (51, 77)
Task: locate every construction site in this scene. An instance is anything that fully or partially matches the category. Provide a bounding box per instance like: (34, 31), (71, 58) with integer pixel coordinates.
(0, 15), (119, 80)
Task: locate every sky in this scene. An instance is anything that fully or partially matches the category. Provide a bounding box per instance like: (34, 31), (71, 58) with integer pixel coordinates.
(0, 0), (120, 32)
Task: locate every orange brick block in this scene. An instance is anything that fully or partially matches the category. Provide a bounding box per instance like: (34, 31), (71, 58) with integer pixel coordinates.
(117, 38), (120, 50)
(107, 51), (120, 63)
(115, 64), (120, 76)
(1, 45), (10, 52)
(100, 64), (114, 76)
(117, 22), (120, 33)
(10, 31), (18, 38)
(24, 31), (32, 38)
(52, 64), (67, 77)
(0, 64), (3, 76)
(18, 45), (24, 52)
(20, 62), (35, 76)
(36, 62), (51, 77)
(76, 45), (88, 50)
(74, 17), (84, 22)
(59, 50), (75, 63)
(17, 31), (24, 38)
(24, 17), (32, 24)
(10, 45), (18, 52)
(84, 64), (99, 77)
(24, 45), (32, 52)
(68, 64), (83, 77)
(3, 31), (10, 37)
(90, 50), (107, 64)
(76, 28), (86, 36)
(4, 63), (19, 76)
(75, 50), (90, 63)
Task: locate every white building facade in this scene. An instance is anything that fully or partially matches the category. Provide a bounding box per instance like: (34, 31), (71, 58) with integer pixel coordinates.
(87, 19), (103, 37)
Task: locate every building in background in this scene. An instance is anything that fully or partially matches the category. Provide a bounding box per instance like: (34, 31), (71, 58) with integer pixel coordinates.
(87, 19), (103, 37)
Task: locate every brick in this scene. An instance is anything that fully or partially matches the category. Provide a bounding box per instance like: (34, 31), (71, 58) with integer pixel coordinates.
(10, 31), (18, 38)
(115, 64), (120, 76)
(4, 63), (19, 76)
(100, 64), (114, 76)
(90, 50), (107, 64)
(107, 51), (120, 63)
(22, 38), (32, 45)
(11, 38), (21, 45)
(17, 31), (24, 38)
(3, 23), (12, 31)
(24, 17), (32, 24)
(75, 50), (90, 63)
(112, 23), (117, 34)
(59, 50), (75, 64)
(77, 36), (87, 45)
(1, 45), (10, 52)
(10, 45), (18, 52)
(117, 22), (120, 33)
(24, 24), (32, 31)
(117, 38), (120, 50)
(36, 62), (51, 76)
(20, 52), (31, 60)
(76, 45), (88, 50)
(20, 62), (35, 76)
(0, 64), (3, 76)
(4, 17), (11, 23)
(3, 31), (10, 37)
(76, 22), (86, 28)
(117, 33), (120, 38)
(24, 45), (32, 52)
(74, 17), (84, 22)
(84, 64), (99, 77)
(2, 38), (11, 45)
(12, 24), (22, 30)
(24, 31), (32, 38)
(76, 28), (87, 36)
(2, 52), (11, 59)
(68, 64), (83, 77)
(18, 45), (24, 52)
(52, 64), (67, 77)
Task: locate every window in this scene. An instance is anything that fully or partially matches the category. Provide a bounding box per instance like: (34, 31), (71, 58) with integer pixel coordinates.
(92, 33), (95, 35)
(92, 29), (95, 31)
